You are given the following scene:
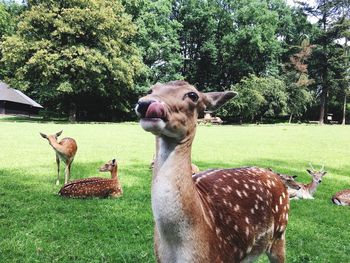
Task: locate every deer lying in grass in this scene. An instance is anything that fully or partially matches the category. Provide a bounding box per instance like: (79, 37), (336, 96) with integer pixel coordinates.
(268, 169), (301, 191)
(40, 130), (77, 185)
(135, 80), (290, 263)
(288, 164), (327, 199)
(332, 189), (350, 206)
(59, 159), (122, 198)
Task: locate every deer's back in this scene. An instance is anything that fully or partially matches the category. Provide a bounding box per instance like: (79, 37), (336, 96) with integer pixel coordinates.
(332, 189), (350, 205)
(58, 137), (78, 157)
(192, 167), (289, 261)
(59, 177), (118, 198)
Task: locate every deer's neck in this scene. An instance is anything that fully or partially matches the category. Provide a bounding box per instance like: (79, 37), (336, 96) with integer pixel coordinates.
(48, 138), (64, 153)
(111, 167), (121, 189)
(305, 180), (319, 195)
(152, 135), (204, 240)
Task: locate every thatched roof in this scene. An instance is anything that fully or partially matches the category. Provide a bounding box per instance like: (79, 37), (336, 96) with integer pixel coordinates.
(0, 82), (43, 108)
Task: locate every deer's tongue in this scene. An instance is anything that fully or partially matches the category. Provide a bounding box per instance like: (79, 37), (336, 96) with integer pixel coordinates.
(145, 102), (166, 119)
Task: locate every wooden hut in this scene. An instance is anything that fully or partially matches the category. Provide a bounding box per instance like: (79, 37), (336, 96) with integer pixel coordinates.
(0, 82), (43, 116)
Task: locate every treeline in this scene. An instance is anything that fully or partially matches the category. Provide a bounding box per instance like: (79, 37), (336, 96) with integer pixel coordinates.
(0, 0), (349, 123)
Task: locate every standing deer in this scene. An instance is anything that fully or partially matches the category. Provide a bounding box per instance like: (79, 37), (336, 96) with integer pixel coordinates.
(332, 189), (350, 206)
(59, 159), (122, 198)
(40, 130), (77, 185)
(135, 80), (290, 263)
(288, 164), (327, 199)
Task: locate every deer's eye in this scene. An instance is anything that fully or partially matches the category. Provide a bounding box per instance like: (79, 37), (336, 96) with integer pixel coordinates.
(184, 92), (199, 102)
(147, 89), (153, 95)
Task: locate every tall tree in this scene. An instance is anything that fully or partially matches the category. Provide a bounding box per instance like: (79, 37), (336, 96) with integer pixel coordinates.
(123, 0), (182, 90)
(283, 38), (314, 123)
(1, 0), (144, 121)
(298, 0), (349, 124)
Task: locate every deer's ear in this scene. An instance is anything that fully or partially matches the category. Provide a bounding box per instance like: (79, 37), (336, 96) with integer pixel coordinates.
(40, 132), (47, 139)
(306, 169), (313, 175)
(112, 159), (116, 165)
(56, 130), (63, 137)
(202, 91), (237, 111)
(292, 175), (298, 179)
(322, 171), (327, 176)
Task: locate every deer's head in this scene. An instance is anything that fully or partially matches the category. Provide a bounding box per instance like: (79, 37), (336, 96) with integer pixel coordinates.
(278, 173), (300, 190)
(99, 159), (117, 172)
(307, 164), (327, 184)
(135, 81), (236, 142)
(40, 130), (63, 144)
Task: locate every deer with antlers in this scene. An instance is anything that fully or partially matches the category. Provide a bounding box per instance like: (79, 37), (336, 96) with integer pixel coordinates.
(135, 81), (290, 263)
(40, 130), (77, 185)
(288, 164), (327, 200)
(332, 189), (350, 206)
(59, 159), (122, 198)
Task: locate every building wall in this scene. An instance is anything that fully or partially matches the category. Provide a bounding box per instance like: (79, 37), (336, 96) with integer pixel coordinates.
(0, 101), (40, 115)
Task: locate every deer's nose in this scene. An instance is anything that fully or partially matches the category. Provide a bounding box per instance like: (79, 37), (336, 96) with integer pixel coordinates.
(135, 100), (156, 118)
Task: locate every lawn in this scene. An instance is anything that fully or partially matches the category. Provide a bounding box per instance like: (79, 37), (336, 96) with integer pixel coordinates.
(0, 121), (349, 262)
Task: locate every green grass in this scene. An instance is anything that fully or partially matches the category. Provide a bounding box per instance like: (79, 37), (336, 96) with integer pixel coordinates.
(0, 122), (349, 262)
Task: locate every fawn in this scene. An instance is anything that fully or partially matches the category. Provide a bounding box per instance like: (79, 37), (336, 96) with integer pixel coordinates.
(59, 159), (122, 198)
(40, 130), (77, 185)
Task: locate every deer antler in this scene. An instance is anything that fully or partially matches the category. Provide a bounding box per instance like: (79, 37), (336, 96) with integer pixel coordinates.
(320, 164), (325, 172)
(309, 162), (316, 171)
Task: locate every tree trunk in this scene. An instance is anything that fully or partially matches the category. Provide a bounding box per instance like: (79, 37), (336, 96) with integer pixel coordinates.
(69, 102), (77, 122)
(289, 113), (293, 124)
(342, 93), (346, 125)
(318, 88), (326, 124)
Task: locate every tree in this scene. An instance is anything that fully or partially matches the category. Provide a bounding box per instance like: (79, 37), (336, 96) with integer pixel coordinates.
(298, 0), (349, 124)
(283, 38), (314, 122)
(219, 74), (288, 122)
(123, 0), (182, 90)
(1, 0), (144, 121)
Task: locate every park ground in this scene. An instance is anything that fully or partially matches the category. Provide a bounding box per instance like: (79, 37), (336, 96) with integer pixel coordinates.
(0, 121), (349, 262)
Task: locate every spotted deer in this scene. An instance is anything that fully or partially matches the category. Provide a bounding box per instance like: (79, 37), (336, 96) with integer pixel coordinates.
(59, 159), (122, 198)
(268, 169), (301, 191)
(331, 189), (350, 206)
(40, 130), (77, 185)
(288, 164), (327, 199)
(135, 81), (290, 263)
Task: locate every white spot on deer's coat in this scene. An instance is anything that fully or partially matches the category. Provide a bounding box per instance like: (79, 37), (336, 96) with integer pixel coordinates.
(234, 204), (240, 212)
(279, 196), (283, 204)
(245, 217), (250, 224)
(236, 190), (242, 198)
(282, 192), (286, 198)
(245, 226), (250, 237)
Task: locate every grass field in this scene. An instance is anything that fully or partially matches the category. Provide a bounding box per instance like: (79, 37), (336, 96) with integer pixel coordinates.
(0, 121), (349, 262)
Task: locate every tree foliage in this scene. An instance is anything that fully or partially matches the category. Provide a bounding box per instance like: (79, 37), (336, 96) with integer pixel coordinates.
(219, 74), (287, 122)
(1, 0), (144, 120)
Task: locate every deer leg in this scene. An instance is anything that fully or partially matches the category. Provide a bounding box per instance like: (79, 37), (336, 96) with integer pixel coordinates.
(266, 234), (286, 263)
(55, 154), (60, 185)
(65, 162), (71, 184)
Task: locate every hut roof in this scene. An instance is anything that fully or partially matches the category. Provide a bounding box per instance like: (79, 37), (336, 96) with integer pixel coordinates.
(0, 82), (43, 108)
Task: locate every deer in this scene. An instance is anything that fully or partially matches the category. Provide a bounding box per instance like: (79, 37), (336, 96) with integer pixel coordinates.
(59, 159), (122, 198)
(135, 80), (290, 263)
(267, 168), (301, 191)
(288, 164), (327, 200)
(332, 189), (350, 206)
(40, 130), (77, 185)
(150, 156), (200, 174)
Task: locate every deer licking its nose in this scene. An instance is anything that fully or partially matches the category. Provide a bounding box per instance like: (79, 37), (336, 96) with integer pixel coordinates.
(137, 81), (290, 263)
(145, 102), (166, 119)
